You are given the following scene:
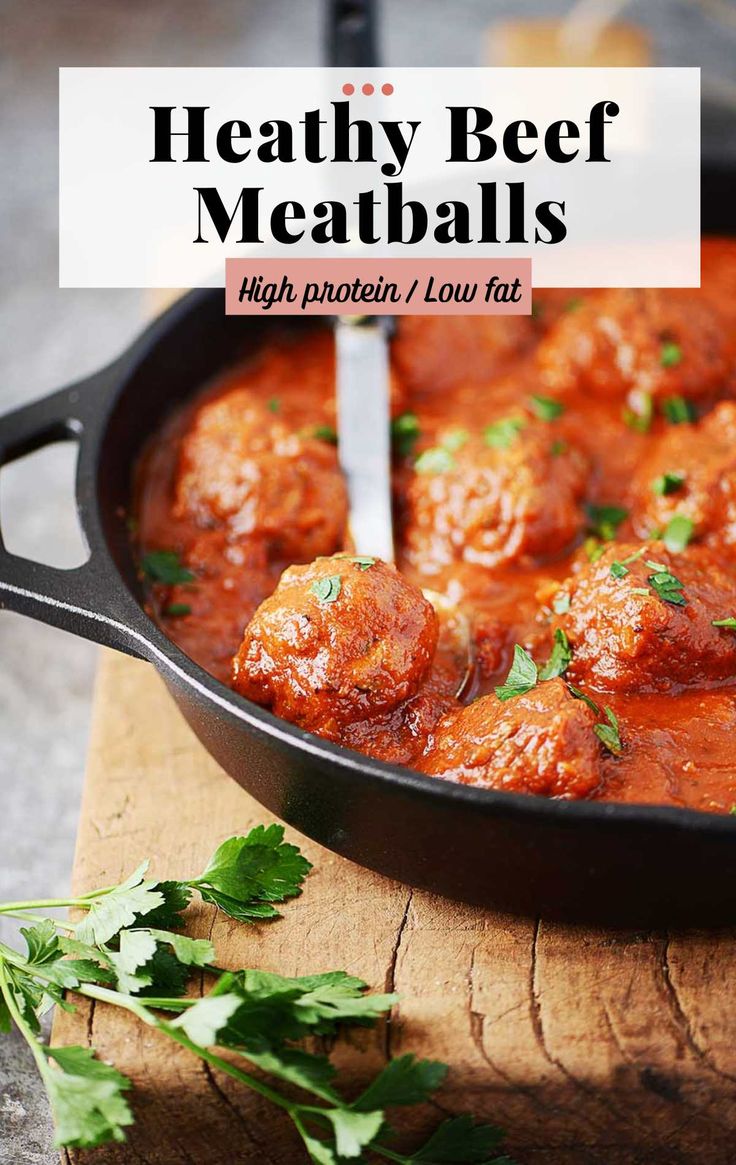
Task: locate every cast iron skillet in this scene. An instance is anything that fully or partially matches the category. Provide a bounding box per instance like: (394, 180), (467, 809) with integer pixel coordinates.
(1, 0), (735, 924)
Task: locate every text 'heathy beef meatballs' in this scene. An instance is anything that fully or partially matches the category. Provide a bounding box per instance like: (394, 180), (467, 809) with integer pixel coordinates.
(554, 543), (736, 694)
(174, 388), (348, 562)
(404, 423), (588, 572)
(420, 678), (603, 799)
(232, 556), (439, 738)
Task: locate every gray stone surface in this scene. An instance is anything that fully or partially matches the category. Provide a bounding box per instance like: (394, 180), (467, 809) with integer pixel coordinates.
(0, 2), (734, 1162)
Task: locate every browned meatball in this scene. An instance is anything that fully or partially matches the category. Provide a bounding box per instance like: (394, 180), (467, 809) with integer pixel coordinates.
(630, 402), (736, 553)
(403, 425), (588, 572)
(536, 288), (736, 408)
(175, 389), (347, 561)
(232, 556), (439, 737)
(556, 543), (736, 694)
(392, 315), (536, 395)
(420, 679), (603, 799)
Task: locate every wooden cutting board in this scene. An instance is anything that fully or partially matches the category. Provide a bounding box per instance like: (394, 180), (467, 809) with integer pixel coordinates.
(53, 651), (736, 1165)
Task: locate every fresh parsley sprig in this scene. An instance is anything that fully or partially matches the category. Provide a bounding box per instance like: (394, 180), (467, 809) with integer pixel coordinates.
(0, 826), (512, 1164)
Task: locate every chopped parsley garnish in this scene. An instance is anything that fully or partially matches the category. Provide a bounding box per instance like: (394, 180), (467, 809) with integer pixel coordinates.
(569, 686), (623, 755)
(652, 471), (685, 496)
(550, 438), (568, 457)
(584, 537), (605, 563)
(539, 629), (572, 681)
(623, 392), (653, 434)
(391, 412), (420, 457)
(660, 341), (683, 368)
(495, 644), (538, 701)
(141, 550), (195, 586)
(713, 617), (736, 630)
(310, 575), (342, 603)
(630, 587), (651, 597)
(663, 513), (693, 554)
(484, 416), (525, 449)
(565, 296), (584, 313)
(337, 554), (376, 571)
(531, 300), (543, 320)
(552, 590), (571, 614)
(312, 424), (338, 444)
(586, 503), (628, 542)
(609, 547), (645, 579)
(644, 563), (687, 606)
(415, 446), (455, 474)
(165, 603), (191, 618)
(593, 706), (623, 756)
(267, 397), (280, 413)
(442, 427), (469, 453)
(662, 395), (695, 425)
(528, 394), (565, 422)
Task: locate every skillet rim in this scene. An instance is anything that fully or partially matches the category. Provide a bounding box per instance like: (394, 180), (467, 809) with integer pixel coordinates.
(93, 283), (736, 842)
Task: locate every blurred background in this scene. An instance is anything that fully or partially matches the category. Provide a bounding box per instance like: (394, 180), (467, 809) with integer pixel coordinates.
(1, 1), (735, 1160)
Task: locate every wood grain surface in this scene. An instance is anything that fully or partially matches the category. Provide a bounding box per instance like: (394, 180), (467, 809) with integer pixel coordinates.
(53, 651), (736, 1165)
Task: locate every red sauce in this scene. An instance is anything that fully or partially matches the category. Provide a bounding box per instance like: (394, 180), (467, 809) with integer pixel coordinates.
(136, 239), (736, 814)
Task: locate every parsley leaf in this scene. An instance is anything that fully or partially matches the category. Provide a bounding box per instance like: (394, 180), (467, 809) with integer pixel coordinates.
(609, 547), (645, 579)
(140, 550), (194, 586)
(164, 603), (191, 617)
(645, 567), (687, 606)
(663, 514), (693, 554)
(310, 576), (342, 604)
(312, 425), (338, 445)
(267, 397), (280, 413)
(660, 341), (683, 368)
(586, 503), (628, 542)
(354, 1053), (448, 1110)
(623, 392), (653, 434)
(528, 394), (564, 421)
(662, 395), (695, 425)
(713, 617), (736, 630)
(539, 629), (572, 681)
(415, 446), (455, 474)
(406, 1114), (507, 1162)
(190, 825), (312, 922)
(336, 554), (376, 571)
(652, 472), (685, 497)
(442, 427), (469, 453)
(495, 645), (538, 701)
(44, 1046), (133, 1149)
(484, 417), (525, 449)
(593, 706), (623, 756)
(75, 863), (165, 947)
(392, 412), (421, 457)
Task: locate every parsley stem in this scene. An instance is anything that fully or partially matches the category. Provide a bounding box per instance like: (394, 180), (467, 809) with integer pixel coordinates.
(0, 897), (93, 913)
(0, 909), (75, 931)
(0, 958), (51, 1081)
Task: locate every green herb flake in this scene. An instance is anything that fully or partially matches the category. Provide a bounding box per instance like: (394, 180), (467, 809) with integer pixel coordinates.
(594, 706), (623, 756)
(165, 603), (191, 618)
(630, 587), (651, 597)
(565, 296), (584, 313)
(529, 394), (565, 422)
(586, 503), (629, 542)
(391, 412), (421, 457)
(660, 342), (683, 368)
(141, 550), (195, 586)
(552, 590), (571, 615)
(495, 644), (538, 701)
(550, 438), (568, 458)
(663, 514), (693, 554)
(310, 575), (342, 604)
(539, 628), (572, 681)
(610, 547), (645, 580)
(312, 424), (338, 445)
(484, 416), (525, 449)
(568, 684), (601, 715)
(415, 446), (455, 475)
(662, 395), (695, 425)
(713, 617), (736, 630)
(623, 392), (654, 434)
(267, 397), (280, 413)
(652, 471), (685, 497)
(441, 427), (469, 453)
(584, 537), (605, 563)
(646, 568), (687, 606)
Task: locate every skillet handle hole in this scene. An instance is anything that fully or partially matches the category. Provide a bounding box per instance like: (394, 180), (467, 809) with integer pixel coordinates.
(0, 439), (89, 569)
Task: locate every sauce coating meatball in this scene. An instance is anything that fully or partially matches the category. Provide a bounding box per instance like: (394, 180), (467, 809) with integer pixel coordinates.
(536, 288), (736, 408)
(232, 556), (439, 737)
(630, 402), (736, 552)
(556, 543), (736, 694)
(403, 426), (587, 572)
(420, 679), (603, 799)
(174, 389), (348, 561)
(392, 315), (536, 395)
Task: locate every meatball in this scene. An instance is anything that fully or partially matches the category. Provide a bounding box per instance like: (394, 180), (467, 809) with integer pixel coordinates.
(536, 288), (736, 408)
(175, 389), (347, 561)
(556, 543), (736, 694)
(420, 679), (603, 799)
(392, 315), (536, 395)
(630, 401), (736, 553)
(232, 556), (439, 737)
(403, 426), (587, 572)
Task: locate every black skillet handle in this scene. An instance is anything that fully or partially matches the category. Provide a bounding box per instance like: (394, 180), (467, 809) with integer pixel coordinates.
(0, 365), (150, 659)
(326, 0), (379, 68)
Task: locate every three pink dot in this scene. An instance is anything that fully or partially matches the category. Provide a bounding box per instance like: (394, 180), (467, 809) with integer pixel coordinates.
(341, 82), (394, 96)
